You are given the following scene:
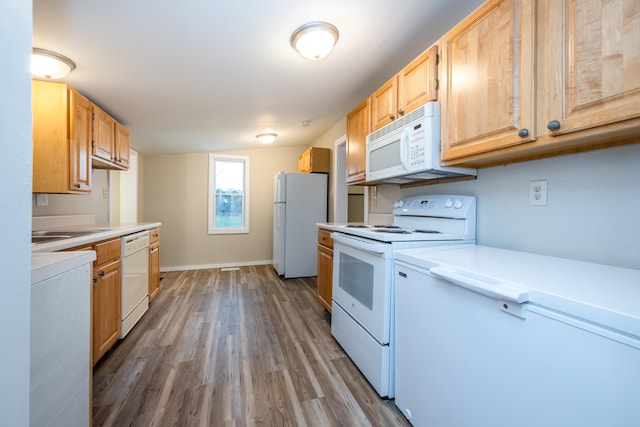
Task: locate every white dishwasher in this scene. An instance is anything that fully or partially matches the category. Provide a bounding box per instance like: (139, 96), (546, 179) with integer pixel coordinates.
(120, 230), (149, 338)
(393, 245), (640, 427)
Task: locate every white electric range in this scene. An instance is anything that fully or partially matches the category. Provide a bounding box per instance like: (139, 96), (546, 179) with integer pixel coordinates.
(329, 194), (476, 397)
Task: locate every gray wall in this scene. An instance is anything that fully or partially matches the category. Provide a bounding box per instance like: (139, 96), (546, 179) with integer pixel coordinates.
(371, 142), (640, 270)
(1, 0), (32, 424)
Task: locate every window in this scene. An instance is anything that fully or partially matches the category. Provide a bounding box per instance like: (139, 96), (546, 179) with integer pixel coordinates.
(208, 154), (249, 234)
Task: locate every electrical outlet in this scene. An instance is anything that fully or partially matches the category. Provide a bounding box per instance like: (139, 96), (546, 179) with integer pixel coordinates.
(102, 187), (108, 199)
(529, 180), (548, 206)
(35, 193), (48, 206)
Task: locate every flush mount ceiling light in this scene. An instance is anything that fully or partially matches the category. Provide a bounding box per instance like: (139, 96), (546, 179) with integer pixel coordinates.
(256, 132), (277, 144)
(290, 21), (339, 60)
(31, 48), (76, 79)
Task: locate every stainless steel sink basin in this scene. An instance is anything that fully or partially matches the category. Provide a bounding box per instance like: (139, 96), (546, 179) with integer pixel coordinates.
(31, 229), (113, 244)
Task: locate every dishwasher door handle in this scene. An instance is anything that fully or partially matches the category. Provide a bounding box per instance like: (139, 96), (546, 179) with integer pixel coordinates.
(429, 266), (530, 303)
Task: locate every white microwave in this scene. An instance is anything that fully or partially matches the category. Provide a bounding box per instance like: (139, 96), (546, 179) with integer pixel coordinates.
(365, 102), (476, 183)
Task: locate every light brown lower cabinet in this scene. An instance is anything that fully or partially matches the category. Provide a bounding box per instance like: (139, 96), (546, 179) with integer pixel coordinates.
(148, 227), (161, 302)
(317, 228), (334, 312)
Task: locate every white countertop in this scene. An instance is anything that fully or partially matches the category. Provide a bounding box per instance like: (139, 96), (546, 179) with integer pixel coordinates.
(31, 222), (161, 253)
(32, 251), (96, 285)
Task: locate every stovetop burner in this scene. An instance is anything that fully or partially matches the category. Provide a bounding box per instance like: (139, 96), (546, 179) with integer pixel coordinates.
(374, 229), (411, 234)
(346, 224), (370, 228)
(414, 229), (442, 234)
(374, 225), (400, 229)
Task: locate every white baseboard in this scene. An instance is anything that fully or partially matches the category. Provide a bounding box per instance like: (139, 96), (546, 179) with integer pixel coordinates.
(160, 259), (273, 273)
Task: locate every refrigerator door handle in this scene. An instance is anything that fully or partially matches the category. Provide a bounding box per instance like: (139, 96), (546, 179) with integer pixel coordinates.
(429, 266), (530, 303)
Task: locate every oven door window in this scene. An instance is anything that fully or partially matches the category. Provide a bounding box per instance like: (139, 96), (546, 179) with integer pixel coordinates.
(338, 252), (374, 310)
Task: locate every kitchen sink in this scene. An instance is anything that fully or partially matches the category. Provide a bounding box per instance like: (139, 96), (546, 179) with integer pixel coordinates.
(31, 229), (113, 244)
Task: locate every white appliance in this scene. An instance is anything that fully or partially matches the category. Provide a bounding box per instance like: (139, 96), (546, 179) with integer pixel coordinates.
(273, 171), (328, 278)
(330, 194), (476, 397)
(366, 102), (476, 184)
(120, 230), (149, 338)
(31, 251), (95, 427)
(394, 245), (640, 427)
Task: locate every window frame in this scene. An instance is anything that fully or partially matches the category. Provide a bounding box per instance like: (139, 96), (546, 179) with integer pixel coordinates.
(208, 154), (250, 235)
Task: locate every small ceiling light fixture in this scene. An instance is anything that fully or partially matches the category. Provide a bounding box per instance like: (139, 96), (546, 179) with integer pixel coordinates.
(290, 21), (339, 60)
(256, 132), (278, 144)
(31, 48), (76, 80)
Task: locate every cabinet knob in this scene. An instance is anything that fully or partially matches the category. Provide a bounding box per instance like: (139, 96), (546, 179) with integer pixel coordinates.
(74, 183), (81, 189)
(398, 109), (405, 116)
(389, 114), (395, 120)
(98, 270), (105, 278)
(518, 128), (529, 138)
(547, 120), (561, 131)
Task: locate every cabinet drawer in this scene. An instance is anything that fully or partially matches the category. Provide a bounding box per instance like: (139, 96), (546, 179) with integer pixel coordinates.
(95, 238), (121, 265)
(318, 228), (334, 249)
(149, 227), (160, 244)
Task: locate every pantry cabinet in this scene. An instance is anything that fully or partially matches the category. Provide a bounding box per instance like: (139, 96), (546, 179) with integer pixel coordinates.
(32, 81), (92, 194)
(440, 0), (536, 162)
(316, 228), (334, 312)
(148, 228), (161, 302)
(440, 0), (640, 167)
(371, 45), (439, 131)
(346, 98), (370, 184)
(298, 147), (330, 173)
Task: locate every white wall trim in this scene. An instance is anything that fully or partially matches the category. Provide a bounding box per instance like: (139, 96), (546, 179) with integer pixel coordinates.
(333, 134), (348, 223)
(161, 259), (273, 272)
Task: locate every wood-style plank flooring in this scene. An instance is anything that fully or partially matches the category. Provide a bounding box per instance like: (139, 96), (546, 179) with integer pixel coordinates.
(93, 265), (411, 426)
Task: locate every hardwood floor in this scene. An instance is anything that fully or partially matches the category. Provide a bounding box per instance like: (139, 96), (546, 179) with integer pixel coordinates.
(93, 265), (411, 426)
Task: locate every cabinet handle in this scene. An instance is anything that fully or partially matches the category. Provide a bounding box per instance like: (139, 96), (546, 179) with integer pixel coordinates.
(98, 270), (105, 278)
(150, 247), (158, 253)
(389, 114), (395, 120)
(518, 128), (529, 138)
(547, 120), (561, 131)
(93, 276), (97, 284)
(74, 183), (81, 189)
(398, 109), (405, 116)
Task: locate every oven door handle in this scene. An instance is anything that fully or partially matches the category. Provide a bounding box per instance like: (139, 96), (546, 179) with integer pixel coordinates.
(331, 233), (388, 255)
(429, 266), (530, 303)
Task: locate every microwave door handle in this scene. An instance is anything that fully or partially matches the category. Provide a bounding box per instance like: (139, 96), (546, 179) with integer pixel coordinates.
(400, 128), (411, 171)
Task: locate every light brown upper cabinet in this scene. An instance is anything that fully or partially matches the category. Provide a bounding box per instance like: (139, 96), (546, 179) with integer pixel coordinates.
(92, 104), (129, 170)
(440, 0), (536, 163)
(298, 147), (330, 173)
(441, 0), (640, 167)
(32, 80), (92, 193)
(538, 0), (640, 139)
(370, 45), (439, 131)
(346, 98), (370, 184)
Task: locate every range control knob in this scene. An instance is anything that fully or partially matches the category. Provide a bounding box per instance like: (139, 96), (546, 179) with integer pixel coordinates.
(444, 198), (453, 208)
(394, 200), (405, 208)
(454, 199), (464, 209)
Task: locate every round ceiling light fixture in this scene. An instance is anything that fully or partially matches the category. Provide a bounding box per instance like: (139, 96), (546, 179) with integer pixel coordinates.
(256, 132), (278, 144)
(31, 48), (76, 80)
(290, 21), (339, 60)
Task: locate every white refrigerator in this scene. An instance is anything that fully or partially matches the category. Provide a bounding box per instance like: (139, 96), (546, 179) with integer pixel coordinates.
(273, 171), (327, 278)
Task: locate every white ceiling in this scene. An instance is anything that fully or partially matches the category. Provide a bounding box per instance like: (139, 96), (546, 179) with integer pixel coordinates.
(33, 0), (484, 155)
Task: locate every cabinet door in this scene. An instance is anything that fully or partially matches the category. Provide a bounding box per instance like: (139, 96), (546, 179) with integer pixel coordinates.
(115, 122), (130, 169)
(346, 98), (370, 183)
(441, 0), (536, 161)
(69, 90), (92, 192)
(398, 44), (439, 116)
(92, 104), (115, 163)
(370, 77), (398, 131)
(148, 242), (160, 302)
(541, 0), (640, 137)
(92, 259), (121, 365)
(317, 244), (333, 312)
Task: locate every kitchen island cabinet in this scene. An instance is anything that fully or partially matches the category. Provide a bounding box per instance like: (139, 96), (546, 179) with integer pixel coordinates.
(148, 227), (161, 302)
(346, 98), (370, 184)
(32, 80), (92, 194)
(370, 45), (439, 131)
(316, 228), (334, 312)
(440, 0), (640, 167)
